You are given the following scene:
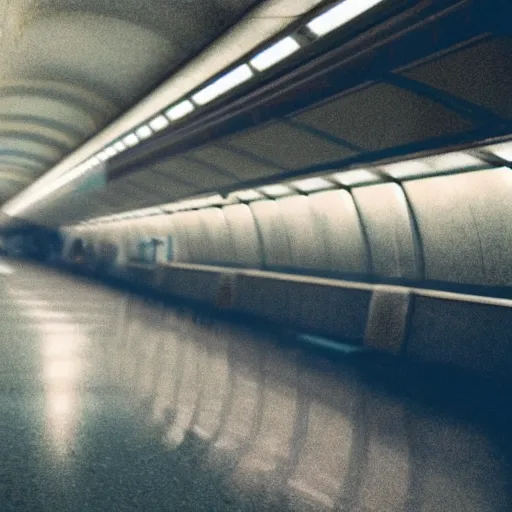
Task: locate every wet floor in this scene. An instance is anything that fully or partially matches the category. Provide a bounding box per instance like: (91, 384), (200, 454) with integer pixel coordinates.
(0, 260), (510, 511)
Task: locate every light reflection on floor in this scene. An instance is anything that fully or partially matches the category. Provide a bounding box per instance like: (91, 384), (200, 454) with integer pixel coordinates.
(0, 262), (509, 511)
(6, 291), (84, 462)
(0, 259), (14, 275)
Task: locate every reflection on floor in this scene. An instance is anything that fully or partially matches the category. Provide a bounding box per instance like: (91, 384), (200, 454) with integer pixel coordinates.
(0, 261), (510, 511)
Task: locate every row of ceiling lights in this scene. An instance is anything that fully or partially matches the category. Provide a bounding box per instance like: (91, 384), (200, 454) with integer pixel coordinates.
(74, 0), (389, 171)
(6, 0), (387, 217)
(76, 140), (512, 226)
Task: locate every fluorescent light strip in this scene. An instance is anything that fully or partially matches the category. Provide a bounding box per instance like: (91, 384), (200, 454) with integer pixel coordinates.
(230, 189), (264, 202)
(165, 100), (195, 121)
(422, 152), (484, 172)
(105, 147), (117, 158)
(307, 0), (385, 37)
(192, 64), (254, 106)
(2, 1), (335, 218)
(332, 169), (380, 186)
(260, 184), (292, 197)
(64, 141), (502, 226)
(149, 115), (170, 131)
(382, 160), (431, 179)
(113, 141), (127, 152)
(123, 133), (140, 147)
(136, 124), (153, 140)
(97, 151), (109, 162)
(250, 36), (301, 71)
(383, 153), (486, 179)
(293, 177), (334, 192)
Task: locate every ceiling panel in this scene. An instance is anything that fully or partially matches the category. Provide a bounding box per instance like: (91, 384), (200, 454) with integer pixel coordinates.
(226, 121), (358, 170)
(189, 143), (284, 180)
(0, 137), (63, 163)
(124, 169), (197, 200)
(402, 37), (512, 119)
(0, 0), (262, 208)
(294, 83), (473, 151)
(156, 155), (240, 190)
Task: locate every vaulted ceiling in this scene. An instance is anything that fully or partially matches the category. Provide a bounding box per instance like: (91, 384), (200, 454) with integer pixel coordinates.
(2, 0), (511, 228)
(0, 0), (261, 205)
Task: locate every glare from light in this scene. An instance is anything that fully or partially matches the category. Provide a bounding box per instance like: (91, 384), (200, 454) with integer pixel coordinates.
(44, 359), (80, 381)
(250, 36), (301, 71)
(382, 160), (431, 180)
(260, 184), (292, 197)
(136, 125), (153, 140)
(43, 336), (77, 358)
(485, 141), (512, 161)
(421, 153), (484, 172)
(113, 141), (127, 153)
(0, 263), (14, 275)
(149, 115), (170, 131)
(105, 147), (117, 158)
(97, 151), (109, 162)
(293, 177), (335, 192)
(332, 169), (379, 186)
(89, 156), (100, 167)
(123, 133), (140, 147)
(165, 100), (195, 121)
(307, 0), (385, 37)
(57, 165), (90, 186)
(192, 64), (254, 105)
(48, 391), (75, 416)
(382, 153), (486, 179)
(230, 189), (264, 202)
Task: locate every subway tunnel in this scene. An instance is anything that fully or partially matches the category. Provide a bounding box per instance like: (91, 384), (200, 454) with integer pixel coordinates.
(0, 0), (512, 510)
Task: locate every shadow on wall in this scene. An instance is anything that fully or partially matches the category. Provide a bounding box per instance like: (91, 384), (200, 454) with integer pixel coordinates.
(108, 295), (511, 512)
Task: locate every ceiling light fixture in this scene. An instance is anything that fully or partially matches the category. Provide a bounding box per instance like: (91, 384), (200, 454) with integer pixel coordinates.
(123, 133), (140, 147)
(230, 189), (264, 202)
(250, 36), (301, 71)
(113, 141), (127, 153)
(191, 64), (254, 105)
(136, 125), (153, 140)
(105, 147), (118, 158)
(382, 160), (431, 179)
(149, 115), (170, 131)
(165, 100), (195, 121)
(421, 153), (484, 172)
(307, 0), (385, 37)
(97, 151), (109, 162)
(88, 156), (100, 167)
(331, 169), (380, 186)
(292, 177), (334, 192)
(259, 184), (292, 197)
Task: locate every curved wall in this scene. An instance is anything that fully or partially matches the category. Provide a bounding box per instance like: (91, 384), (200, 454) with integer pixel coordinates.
(66, 167), (512, 292)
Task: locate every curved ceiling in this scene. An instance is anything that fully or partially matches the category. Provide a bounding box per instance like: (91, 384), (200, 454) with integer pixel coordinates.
(0, 0), (261, 204)
(3, 0), (511, 227)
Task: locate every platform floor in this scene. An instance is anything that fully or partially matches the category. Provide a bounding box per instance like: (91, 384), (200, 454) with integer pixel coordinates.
(0, 260), (509, 511)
